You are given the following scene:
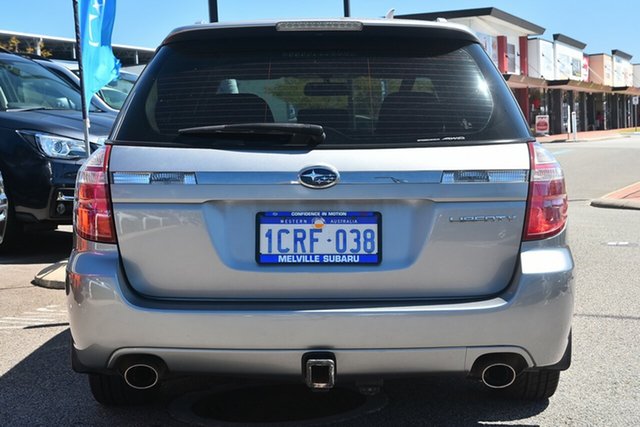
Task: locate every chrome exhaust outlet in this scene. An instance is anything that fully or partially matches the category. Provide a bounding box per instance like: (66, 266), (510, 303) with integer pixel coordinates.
(303, 352), (336, 390)
(471, 353), (527, 389)
(118, 356), (166, 390)
(481, 363), (517, 389)
(123, 363), (160, 390)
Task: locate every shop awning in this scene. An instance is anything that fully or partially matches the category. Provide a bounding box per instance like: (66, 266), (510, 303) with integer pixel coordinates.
(612, 86), (640, 96)
(547, 79), (611, 93)
(502, 74), (547, 89)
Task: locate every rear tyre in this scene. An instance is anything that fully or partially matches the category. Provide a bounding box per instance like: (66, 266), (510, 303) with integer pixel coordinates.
(496, 369), (560, 400)
(88, 373), (160, 406)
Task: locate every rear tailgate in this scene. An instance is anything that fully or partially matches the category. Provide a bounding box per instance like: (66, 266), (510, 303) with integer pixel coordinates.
(109, 142), (529, 300)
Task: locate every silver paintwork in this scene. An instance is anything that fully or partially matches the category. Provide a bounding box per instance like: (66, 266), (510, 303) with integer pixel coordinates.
(108, 144), (530, 172)
(108, 144), (529, 299)
(67, 232), (573, 374)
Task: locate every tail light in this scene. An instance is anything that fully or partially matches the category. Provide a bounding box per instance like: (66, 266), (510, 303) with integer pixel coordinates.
(74, 145), (116, 243)
(524, 142), (568, 240)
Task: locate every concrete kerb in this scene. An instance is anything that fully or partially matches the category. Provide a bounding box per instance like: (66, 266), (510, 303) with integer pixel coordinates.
(538, 133), (630, 144)
(591, 198), (640, 210)
(32, 260), (67, 290)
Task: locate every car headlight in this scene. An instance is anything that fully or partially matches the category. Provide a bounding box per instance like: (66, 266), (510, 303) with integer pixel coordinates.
(17, 131), (87, 159)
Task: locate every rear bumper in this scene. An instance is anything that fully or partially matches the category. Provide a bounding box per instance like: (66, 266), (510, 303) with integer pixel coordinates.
(67, 237), (574, 377)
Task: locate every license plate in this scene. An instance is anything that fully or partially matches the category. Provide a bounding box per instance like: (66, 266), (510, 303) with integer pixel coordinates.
(256, 211), (381, 265)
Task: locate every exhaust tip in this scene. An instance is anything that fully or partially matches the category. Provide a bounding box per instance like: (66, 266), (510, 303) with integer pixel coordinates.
(123, 363), (160, 390)
(481, 363), (517, 389)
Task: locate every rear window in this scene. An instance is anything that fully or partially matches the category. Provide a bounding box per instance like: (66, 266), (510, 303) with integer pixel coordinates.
(114, 35), (530, 147)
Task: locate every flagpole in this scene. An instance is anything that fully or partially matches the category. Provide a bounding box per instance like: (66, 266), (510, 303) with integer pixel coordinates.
(72, 0), (91, 158)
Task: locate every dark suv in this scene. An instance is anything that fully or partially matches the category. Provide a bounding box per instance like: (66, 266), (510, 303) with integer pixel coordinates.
(0, 51), (115, 251)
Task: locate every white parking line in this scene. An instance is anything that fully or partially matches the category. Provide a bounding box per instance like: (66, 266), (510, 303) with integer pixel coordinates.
(2, 316), (57, 321)
(24, 311), (67, 315)
(35, 307), (67, 313)
(0, 304), (68, 330)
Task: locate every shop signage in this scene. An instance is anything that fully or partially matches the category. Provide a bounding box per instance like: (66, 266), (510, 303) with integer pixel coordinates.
(535, 115), (550, 135)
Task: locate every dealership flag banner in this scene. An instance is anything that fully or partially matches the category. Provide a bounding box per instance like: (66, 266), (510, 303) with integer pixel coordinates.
(78, 0), (120, 108)
(72, 0), (120, 154)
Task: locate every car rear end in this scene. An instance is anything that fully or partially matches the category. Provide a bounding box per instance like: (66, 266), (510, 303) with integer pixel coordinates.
(67, 19), (573, 403)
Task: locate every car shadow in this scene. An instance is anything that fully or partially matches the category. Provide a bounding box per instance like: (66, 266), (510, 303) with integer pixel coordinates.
(0, 227), (72, 265)
(0, 329), (185, 426)
(0, 329), (550, 426)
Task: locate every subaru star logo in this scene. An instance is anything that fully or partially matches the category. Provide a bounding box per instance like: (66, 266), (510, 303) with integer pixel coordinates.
(298, 166), (340, 189)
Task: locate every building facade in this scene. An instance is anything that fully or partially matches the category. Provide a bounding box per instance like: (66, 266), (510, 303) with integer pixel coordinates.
(398, 7), (640, 135)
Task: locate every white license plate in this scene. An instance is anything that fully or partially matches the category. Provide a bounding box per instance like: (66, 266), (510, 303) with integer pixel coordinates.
(256, 211), (381, 265)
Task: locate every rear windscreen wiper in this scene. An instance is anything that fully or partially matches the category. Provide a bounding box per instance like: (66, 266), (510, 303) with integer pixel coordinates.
(178, 123), (325, 146)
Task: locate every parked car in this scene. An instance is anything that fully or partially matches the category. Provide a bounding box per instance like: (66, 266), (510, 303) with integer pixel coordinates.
(67, 19), (574, 405)
(31, 58), (118, 113)
(0, 50), (116, 251)
(33, 57), (138, 111)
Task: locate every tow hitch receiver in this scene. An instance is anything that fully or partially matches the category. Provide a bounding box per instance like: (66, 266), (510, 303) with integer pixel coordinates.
(303, 352), (336, 390)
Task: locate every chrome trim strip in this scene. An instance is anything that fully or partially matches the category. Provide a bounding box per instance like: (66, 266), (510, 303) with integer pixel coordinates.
(112, 172), (197, 185)
(441, 170), (529, 184)
(112, 171), (443, 185)
(196, 171), (443, 185)
(111, 170), (527, 185)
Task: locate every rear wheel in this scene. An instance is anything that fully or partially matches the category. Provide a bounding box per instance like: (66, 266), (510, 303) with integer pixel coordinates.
(88, 373), (160, 406)
(496, 370), (560, 400)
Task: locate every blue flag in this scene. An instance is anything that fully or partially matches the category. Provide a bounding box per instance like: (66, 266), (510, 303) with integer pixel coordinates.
(79, 0), (120, 108)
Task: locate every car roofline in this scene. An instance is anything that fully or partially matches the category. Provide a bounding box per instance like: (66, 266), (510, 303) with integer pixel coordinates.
(161, 18), (479, 46)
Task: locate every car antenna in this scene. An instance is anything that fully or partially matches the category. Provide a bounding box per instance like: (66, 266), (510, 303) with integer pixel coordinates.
(385, 9), (395, 19)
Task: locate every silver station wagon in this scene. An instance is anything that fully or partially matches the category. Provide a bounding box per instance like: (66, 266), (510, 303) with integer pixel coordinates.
(67, 18), (574, 405)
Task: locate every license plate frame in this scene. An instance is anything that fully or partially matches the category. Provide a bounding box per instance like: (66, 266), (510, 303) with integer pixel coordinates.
(256, 211), (382, 265)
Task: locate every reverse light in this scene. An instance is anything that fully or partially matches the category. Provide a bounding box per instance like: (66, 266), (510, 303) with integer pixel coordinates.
(524, 142), (568, 240)
(74, 145), (116, 243)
